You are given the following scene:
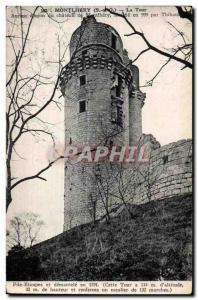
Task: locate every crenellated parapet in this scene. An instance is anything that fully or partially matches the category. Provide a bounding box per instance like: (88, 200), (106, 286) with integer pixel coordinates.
(60, 54), (133, 95)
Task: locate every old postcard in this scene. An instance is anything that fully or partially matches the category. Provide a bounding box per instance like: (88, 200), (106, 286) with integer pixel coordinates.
(6, 6), (193, 295)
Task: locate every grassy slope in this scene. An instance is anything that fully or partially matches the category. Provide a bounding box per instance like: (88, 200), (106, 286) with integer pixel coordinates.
(7, 194), (192, 281)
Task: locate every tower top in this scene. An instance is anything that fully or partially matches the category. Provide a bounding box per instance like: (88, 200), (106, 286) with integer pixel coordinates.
(81, 15), (96, 24)
(69, 15), (124, 61)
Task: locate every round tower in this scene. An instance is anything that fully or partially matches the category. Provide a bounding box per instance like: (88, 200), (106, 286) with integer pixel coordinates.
(60, 16), (144, 230)
(128, 64), (145, 145)
(60, 15), (132, 147)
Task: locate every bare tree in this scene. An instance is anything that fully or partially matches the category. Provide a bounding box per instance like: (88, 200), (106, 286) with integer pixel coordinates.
(6, 6), (67, 211)
(137, 155), (153, 204)
(7, 216), (25, 249)
(7, 212), (44, 250)
(109, 163), (138, 220)
(88, 193), (98, 225)
(105, 6), (192, 87)
(93, 162), (117, 224)
(22, 212), (44, 247)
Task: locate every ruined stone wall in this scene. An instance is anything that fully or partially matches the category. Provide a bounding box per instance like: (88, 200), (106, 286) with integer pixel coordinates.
(125, 139), (192, 206)
(92, 139), (192, 220)
(64, 139), (192, 229)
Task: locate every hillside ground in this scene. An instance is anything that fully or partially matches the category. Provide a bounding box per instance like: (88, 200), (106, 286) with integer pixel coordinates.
(7, 194), (192, 281)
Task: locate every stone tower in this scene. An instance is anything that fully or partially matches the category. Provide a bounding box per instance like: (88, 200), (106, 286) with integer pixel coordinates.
(60, 16), (145, 230)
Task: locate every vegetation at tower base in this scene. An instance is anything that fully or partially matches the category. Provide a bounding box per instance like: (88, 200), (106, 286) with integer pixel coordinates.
(7, 194), (192, 281)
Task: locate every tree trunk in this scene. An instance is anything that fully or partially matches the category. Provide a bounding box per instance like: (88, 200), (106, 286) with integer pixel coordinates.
(6, 185), (12, 212)
(6, 148), (13, 212)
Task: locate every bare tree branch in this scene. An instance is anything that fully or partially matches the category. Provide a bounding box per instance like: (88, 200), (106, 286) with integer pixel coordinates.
(6, 6), (69, 211)
(6, 6), (40, 87)
(131, 48), (150, 64)
(10, 155), (64, 191)
(176, 6), (193, 22)
(104, 7), (192, 69)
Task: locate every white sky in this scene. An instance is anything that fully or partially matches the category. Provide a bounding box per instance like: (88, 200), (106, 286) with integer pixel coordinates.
(6, 6), (192, 242)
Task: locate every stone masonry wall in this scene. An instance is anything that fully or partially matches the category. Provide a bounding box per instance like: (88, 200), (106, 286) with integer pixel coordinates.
(63, 139), (192, 229)
(125, 139), (192, 206)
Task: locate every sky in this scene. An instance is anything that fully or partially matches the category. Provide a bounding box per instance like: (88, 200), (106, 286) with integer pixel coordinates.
(6, 6), (192, 242)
